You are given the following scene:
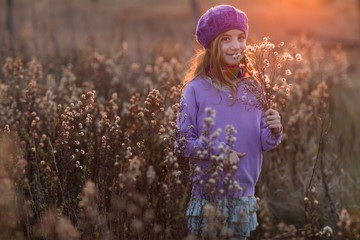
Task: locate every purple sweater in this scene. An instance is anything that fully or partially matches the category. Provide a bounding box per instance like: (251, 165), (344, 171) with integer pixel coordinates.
(177, 76), (282, 199)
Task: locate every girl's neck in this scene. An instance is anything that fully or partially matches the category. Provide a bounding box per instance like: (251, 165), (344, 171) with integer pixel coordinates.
(208, 64), (245, 81)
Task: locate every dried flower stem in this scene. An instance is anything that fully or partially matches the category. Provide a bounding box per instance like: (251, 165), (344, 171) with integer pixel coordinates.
(48, 138), (64, 198)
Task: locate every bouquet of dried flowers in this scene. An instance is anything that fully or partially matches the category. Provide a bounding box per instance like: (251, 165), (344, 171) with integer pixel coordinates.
(234, 37), (302, 111)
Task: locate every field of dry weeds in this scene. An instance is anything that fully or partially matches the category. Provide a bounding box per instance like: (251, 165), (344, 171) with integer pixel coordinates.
(0, 0), (360, 239)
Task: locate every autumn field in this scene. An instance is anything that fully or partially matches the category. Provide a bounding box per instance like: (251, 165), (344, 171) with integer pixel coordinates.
(0, 0), (360, 239)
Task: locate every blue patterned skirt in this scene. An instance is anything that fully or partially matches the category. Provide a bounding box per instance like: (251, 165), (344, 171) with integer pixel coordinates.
(186, 196), (259, 238)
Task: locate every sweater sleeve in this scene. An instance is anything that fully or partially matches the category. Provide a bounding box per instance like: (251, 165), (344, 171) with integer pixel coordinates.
(177, 84), (229, 158)
(260, 113), (282, 152)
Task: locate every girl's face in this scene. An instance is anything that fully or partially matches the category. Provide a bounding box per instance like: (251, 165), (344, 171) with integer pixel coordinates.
(219, 29), (246, 66)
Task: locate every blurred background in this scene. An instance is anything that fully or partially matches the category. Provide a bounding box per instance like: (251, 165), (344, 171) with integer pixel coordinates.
(1, 0), (359, 64)
(1, 1), (360, 238)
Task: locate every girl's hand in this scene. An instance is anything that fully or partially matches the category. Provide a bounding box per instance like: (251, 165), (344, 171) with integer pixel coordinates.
(227, 150), (246, 165)
(264, 109), (282, 134)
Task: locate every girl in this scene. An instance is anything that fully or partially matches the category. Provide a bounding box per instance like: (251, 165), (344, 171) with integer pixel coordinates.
(177, 5), (282, 239)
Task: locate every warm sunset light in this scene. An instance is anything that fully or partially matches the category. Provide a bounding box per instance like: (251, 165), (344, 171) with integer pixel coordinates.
(229, 0), (359, 44)
(0, 0), (359, 239)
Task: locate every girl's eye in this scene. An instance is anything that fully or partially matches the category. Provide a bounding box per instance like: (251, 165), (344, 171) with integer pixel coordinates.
(221, 37), (230, 41)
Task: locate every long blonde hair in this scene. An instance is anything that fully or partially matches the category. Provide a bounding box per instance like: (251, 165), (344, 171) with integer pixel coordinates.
(182, 33), (240, 105)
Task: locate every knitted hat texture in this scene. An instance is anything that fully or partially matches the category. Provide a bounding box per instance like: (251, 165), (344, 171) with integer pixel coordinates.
(196, 5), (248, 48)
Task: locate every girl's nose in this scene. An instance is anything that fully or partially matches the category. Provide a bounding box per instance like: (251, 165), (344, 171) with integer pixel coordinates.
(231, 40), (241, 50)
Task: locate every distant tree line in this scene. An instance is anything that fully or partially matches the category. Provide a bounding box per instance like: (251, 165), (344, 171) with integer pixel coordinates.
(5, 0), (358, 43)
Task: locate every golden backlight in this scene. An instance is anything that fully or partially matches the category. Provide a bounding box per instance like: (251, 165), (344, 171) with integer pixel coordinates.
(224, 0), (359, 43)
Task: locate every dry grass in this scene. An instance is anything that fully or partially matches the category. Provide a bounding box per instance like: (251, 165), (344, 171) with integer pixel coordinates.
(0, 0), (360, 239)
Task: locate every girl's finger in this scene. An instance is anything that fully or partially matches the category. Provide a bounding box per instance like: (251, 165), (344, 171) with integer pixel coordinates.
(264, 109), (279, 118)
(266, 120), (280, 125)
(266, 118), (280, 125)
(236, 152), (246, 158)
(264, 108), (275, 116)
(268, 125), (282, 131)
(268, 124), (282, 131)
(266, 114), (280, 120)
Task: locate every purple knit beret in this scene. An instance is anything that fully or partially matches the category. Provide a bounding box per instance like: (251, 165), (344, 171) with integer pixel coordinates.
(196, 5), (248, 48)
